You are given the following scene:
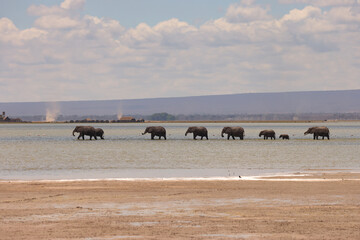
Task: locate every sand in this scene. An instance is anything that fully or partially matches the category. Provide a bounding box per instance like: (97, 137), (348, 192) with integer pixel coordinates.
(1, 172), (360, 239)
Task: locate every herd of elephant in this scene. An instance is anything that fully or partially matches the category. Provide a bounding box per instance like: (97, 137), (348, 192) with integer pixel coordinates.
(72, 126), (330, 140)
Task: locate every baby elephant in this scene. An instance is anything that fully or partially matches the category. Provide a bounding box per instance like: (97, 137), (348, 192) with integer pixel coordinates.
(142, 126), (166, 140)
(279, 134), (290, 140)
(95, 128), (105, 139)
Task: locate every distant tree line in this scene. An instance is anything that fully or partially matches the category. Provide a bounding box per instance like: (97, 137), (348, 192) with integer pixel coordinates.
(146, 112), (176, 121)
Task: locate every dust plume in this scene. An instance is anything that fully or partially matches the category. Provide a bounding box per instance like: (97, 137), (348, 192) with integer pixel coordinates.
(45, 102), (61, 122)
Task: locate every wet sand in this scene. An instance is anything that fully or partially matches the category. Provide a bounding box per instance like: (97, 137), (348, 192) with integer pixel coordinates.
(1, 172), (360, 239)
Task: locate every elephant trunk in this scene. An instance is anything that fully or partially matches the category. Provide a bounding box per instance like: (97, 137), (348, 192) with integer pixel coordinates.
(221, 130), (225, 138)
(72, 130), (76, 136)
(185, 130), (189, 136)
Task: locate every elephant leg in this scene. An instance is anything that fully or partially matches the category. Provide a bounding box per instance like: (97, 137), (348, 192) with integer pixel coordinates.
(94, 135), (97, 140)
(101, 136), (104, 139)
(227, 135), (230, 140)
(77, 134), (81, 140)
(164, 135), (166, 140)
(151, 133), (154, 140)
(193, 134), (196, 140)
(206, 134), (208, 140)
(232, 135), (235, 140)
(201, 136), (203, 140)
(82, 134), (85, 140)
(240, 136), (244, 140)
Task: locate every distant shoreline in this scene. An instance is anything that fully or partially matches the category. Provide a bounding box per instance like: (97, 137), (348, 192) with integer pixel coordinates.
(2, 119), (360, 124)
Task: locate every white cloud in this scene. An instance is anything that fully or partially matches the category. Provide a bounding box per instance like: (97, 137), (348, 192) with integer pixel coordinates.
(1, 0), (360, 102)
(279, 0), (357, 7)
(225, 2), (273, 23)
(27, 4), (65, 17)
(0, 18), (47, 45)
(281, 6), (322, 22)
(153, 18), (197, 35)
(121, 23), (160, 48)
(60, 0), (85, 10)
(34, 15), (80, 29)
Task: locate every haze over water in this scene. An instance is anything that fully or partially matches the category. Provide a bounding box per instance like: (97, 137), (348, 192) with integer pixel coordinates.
(1, 122), (360, 180)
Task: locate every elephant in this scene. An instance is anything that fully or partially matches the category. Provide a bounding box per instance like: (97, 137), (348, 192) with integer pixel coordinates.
(142, 126), (166, 140)
(221, 127), (244, 140)
(95, 128), (104, 139)
(304, 126), (330, 140)
(279, 134), (290, 140)
(72, 126), (97, 140)
(185, 126), (208, 140)
(259, 130), (276, 140)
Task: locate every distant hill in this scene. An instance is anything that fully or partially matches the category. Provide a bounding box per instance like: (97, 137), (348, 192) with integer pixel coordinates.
(1, 90), (360, 117)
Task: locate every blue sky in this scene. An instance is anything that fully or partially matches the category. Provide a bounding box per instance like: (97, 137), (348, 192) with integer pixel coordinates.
(0, 0), (360, 102)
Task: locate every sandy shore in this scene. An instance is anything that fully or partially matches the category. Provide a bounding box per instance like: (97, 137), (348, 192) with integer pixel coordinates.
(1, 172), (360, 239)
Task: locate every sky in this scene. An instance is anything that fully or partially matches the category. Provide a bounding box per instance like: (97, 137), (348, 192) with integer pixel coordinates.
(1, 0), (360, 102)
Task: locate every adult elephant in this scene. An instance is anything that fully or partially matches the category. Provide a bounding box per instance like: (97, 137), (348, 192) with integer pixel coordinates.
(142, 126), (166, 140)
(185, 126), (208, 140)
(279, 134), (290, 140)
(95, 128), (104, 139)
(259, 130), (276, 140)
(221, 127), (244, 140)
(72, 126), (97, 140)
(304, 126), (330, 140)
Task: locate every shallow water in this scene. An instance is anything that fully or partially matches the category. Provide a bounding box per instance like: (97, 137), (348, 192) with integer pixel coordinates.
(0, 122), (359, 180)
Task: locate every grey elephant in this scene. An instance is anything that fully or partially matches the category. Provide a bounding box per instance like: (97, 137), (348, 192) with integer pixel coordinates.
(185, 126), (208, 140)
(221, 127), (244, 140)
(259, 130), (276, 140)
(279, 134), (290, 140)
(95, 128), (104, 139)
(304, 126), (330, 140)
(72, 126), (97, 140)
(142, 126), (166, 140)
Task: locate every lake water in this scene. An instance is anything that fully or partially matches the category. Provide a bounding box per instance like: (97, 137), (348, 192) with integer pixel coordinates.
(0, 122), (360, 180)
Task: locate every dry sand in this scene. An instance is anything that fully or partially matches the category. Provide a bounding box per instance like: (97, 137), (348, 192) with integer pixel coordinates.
(1, 172), (360, 239)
